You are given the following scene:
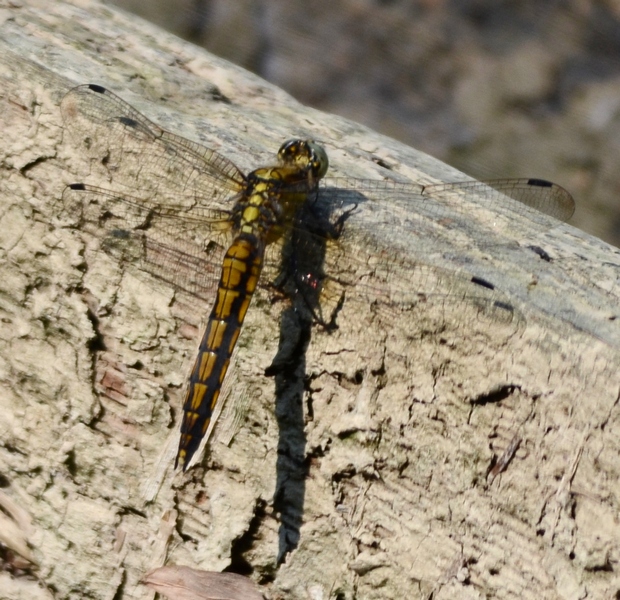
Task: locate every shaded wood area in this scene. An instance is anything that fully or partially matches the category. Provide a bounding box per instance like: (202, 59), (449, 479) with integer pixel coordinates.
(0, 1), (619, 599)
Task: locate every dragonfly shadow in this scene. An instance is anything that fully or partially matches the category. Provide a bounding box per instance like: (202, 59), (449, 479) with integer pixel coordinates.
(263, 191), (348, 562)
(268, 306), (311, 564)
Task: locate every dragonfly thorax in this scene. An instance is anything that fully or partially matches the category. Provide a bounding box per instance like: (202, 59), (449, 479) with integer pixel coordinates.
(240, 169), (314, 244)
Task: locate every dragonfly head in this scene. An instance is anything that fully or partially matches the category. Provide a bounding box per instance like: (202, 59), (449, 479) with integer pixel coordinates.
(278, 139), (329, 180)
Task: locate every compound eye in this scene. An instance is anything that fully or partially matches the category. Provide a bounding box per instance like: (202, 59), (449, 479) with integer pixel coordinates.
(307, 141), (329, 179)
(278, 139), (329, 180)
(278, 139), (301, 162)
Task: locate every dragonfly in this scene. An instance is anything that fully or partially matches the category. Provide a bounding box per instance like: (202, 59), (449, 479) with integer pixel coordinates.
(57, 84), (575, 471)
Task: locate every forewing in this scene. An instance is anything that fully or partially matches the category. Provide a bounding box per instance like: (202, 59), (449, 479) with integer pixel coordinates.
(321, 177), (575, 244)
(430, 178), (575, 222)
(61, 84), (246, 211)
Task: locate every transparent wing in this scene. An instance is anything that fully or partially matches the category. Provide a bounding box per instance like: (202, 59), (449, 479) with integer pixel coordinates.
(426, 177), (574, 221)
(62, 86), (574, 232)
(54, 180), (523, 343)
(61, 84), (246, 212)
(56, 183), (237, 302)
(330, 237), (524, 339)
(271, 196), (525, 344)
(321, 177), (574, 245)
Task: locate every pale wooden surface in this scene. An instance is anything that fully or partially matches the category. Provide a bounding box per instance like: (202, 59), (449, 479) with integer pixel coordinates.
(0, 1), (619, 599)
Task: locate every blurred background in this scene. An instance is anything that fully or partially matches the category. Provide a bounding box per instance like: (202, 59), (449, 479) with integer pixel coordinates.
(108, 0), (620, 247)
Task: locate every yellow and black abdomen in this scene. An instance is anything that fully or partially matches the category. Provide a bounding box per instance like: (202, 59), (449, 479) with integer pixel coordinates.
(175, 234), (263, 470)
(175, 156), (324, 470)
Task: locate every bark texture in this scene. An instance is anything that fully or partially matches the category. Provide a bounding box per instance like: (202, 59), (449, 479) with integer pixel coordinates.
(0, 2), (619, 599)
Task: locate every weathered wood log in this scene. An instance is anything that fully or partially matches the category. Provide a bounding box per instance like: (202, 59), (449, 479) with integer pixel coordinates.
(0, 1), (619, 599)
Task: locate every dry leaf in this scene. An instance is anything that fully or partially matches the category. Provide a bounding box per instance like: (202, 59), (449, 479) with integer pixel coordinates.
(142, 565), (263, 600)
